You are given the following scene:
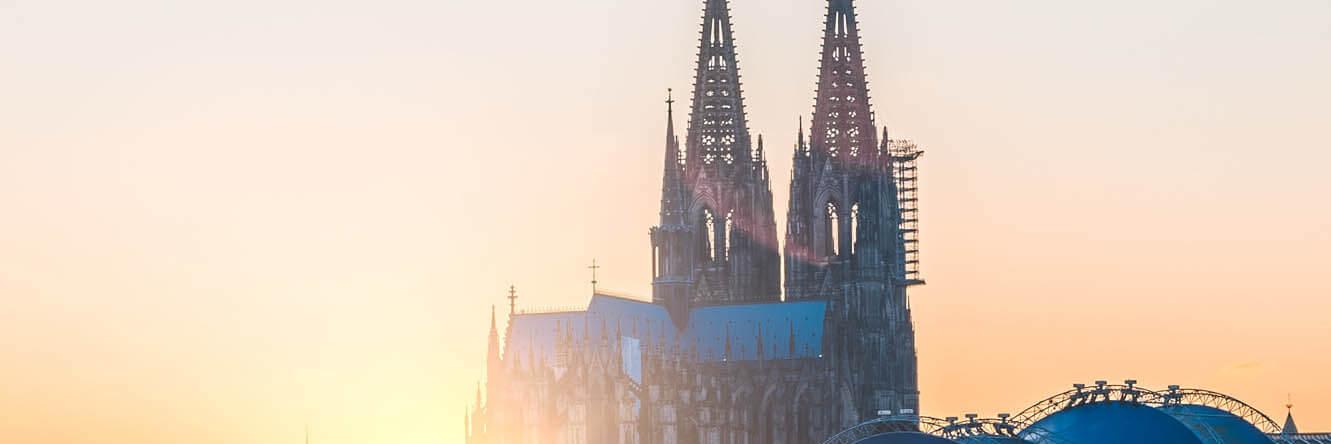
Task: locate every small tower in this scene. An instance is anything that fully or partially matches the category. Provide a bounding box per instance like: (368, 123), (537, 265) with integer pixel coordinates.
(1283, 398), (1300, 435)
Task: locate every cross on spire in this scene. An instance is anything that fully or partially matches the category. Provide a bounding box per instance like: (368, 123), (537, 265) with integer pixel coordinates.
(507, 285), (518, 316)
(588, 259), (601, 294)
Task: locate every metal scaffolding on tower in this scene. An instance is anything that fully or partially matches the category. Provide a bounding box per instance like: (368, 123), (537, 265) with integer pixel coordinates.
(889, 139), (924, 285)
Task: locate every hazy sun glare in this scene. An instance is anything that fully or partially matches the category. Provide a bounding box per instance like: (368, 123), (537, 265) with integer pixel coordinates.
(2, 0), (1329, 443)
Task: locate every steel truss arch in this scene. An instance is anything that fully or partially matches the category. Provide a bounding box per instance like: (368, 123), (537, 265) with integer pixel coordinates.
(930, 417), (1023, 439)
(1158, 386), (1283, 434)
(926, 416), (1076, 444)
(822, 416), (944, 444)
(1012, 383), (1166, 426)
(1011, 382), (1281, 435)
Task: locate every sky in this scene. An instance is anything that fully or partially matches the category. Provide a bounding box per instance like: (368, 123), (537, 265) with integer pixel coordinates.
(2, 0), (1330, 443)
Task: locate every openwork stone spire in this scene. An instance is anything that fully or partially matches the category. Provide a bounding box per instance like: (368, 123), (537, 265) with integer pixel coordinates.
(810, 0), (878, 162)
(685, 0), (752, 169)
(653, 0), (779, 320)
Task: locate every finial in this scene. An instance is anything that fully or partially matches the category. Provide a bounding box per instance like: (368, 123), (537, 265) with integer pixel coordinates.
(667, 88), (674, 109)
(507, 285), (518, 316)
(1287, 393), (1294, 411)
(587, 259), (601, 295)
(756, 134), (766, 161)
(797, 116), (806, 151)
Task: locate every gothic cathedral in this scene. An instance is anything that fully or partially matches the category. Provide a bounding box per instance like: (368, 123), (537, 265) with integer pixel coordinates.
(467, 0), (923, 442)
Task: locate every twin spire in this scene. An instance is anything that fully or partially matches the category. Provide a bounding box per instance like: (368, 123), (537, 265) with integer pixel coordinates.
(668, 0), (878, 164)
(684, 0), (752, 168)
(654, 0), (877, 308)
(810, 0), (878, 161)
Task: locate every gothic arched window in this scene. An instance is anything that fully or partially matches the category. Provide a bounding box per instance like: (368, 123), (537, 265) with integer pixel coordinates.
(825, 202), (840, 258)
(724, 211), (734, 260)
(700, 208), (716, 262)
(850, 203), (860, 256)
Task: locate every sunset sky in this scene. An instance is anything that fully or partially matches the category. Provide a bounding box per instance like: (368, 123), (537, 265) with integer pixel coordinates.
(3, 0), (1330, 443)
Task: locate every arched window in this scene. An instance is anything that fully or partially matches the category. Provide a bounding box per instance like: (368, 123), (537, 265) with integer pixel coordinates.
(825, 202), (840, 258)
(724, 211), (734, 260)
(700, 208), (716, 262)
(850, 203), (860, 256)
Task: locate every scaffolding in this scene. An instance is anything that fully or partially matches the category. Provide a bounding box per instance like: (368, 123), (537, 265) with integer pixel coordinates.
(889, 140), (924, 285)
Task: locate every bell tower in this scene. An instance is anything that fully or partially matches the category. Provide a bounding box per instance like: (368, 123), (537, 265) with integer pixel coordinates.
(784, 0), (921, 422)
(651, 0), (780, 326)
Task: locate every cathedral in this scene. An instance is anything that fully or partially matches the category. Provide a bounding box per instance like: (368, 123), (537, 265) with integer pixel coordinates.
(465, 0), (925, 442)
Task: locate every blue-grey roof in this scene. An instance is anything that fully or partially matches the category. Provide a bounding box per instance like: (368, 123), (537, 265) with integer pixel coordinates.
(1023, 402), (1205, 444)
(1270, 434), (1331, 444)
(1160, 404), (1276, 444)
(687, 299), (826, 361)
(504, 294), (826, 367)
(1283, 413), (1300, 435)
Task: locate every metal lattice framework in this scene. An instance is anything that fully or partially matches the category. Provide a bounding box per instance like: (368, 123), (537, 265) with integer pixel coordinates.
(925, 415), (1078, 444)
(821, 416), (943, 444)
(1158, 386), (1283, 434)
(1011, 381), (1281, 434)
(931, 416), (1024, 439)
(1011, 381), (1164, 426)
(888, 139), (924, 284)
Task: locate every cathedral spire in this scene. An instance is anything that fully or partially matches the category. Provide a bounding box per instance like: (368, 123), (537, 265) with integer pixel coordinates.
(798, 116), (807, 153)
(660, 89), (685, 225)
(810, 0), (877, 162)
(755, 134), (765, 162)
(487, 305), (499, 360)
(685, 0), (752, 169)
(654, 0), (779, 312)
(485, 305), (501, 404)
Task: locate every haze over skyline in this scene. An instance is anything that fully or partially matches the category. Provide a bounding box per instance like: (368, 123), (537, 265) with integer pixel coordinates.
(3, 0), (1330, 443)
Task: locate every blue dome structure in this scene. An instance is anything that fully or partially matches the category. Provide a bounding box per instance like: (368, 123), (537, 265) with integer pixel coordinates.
(1160, 404), (1276, 444)
(1023, 402), (1206, 444)
(825, 382), (1302, 444)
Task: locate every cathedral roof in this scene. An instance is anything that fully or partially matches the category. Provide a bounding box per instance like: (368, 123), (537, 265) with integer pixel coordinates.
(503, 293), (825, 367)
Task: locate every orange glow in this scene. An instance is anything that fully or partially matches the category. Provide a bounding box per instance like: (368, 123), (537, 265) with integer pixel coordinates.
(2, 0), (1329, 443)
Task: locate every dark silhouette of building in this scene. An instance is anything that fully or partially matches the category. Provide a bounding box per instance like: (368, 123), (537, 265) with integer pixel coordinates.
(466, 0), (922, 442)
